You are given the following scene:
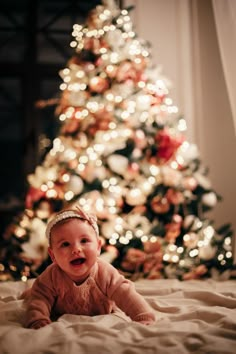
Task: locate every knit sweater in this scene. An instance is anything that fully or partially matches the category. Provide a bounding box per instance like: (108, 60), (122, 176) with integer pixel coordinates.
(24, 258), (155, 328)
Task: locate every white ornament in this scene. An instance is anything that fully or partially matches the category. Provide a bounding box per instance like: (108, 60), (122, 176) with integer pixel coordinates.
(136, 94), (151, 110)
(107, 154), (128, 175)
(202, 192), (217, 207)
(21, 218), (48, 260)
(161, 166), (182, 187)
(93, 166), (107, 180)
(66, 175), (84, 195)
(178, 143), (199, 164)
(199, 245), (217, 260)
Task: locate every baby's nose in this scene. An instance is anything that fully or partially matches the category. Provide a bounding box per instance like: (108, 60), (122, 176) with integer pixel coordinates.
(72, 242), (82, 253)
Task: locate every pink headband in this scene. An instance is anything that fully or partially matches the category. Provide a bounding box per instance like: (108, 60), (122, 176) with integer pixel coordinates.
(46, 205), (99, 242)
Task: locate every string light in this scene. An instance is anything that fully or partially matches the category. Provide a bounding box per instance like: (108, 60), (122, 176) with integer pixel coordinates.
(178, 118), (187, 131)
(119, 236), (129, 245)
(218, 254), (224, 261)
(172, 255), (179, 263)
(150, 165), (160, 176)
(125, 231), (133, 240)
(21, 275), (28, 282)
(14, 227), (26, 238)
(109, 239), (117, 245)
(135, 230), (144, 238)
(189, 249), (199, 257)
(224, 237), (231, 245)
(141, 235), (148, 242)
(226, 252), (232, 258)
(46, 189), (57, 198)
(163, 254), (170, 261)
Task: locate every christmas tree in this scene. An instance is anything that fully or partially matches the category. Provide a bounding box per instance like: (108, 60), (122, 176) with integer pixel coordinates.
(1, 0), (234, 282)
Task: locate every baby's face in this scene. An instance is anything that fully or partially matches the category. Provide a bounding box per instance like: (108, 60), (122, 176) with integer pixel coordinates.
(48, 218), (101, 284)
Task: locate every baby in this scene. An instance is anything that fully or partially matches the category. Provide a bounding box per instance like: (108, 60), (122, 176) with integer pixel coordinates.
(24, 206), (156, 329)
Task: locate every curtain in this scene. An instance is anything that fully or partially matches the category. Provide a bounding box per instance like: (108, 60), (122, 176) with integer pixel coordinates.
(125, 0), (236, 259)
(212, 0), (236, 136)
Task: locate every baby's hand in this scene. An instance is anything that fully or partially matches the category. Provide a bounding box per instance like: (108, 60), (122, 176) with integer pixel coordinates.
(30, 319), (51, 329)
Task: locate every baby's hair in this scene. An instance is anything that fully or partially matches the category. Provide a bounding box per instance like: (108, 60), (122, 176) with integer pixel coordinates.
(46, 206), (99, 244)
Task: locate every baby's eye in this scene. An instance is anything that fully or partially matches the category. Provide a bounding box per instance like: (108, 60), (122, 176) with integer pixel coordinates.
(61, 241), (70, 247)
(81, 238), (89, 244)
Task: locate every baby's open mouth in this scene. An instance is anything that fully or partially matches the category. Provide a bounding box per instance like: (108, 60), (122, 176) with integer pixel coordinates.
(70, 258), (85, 265)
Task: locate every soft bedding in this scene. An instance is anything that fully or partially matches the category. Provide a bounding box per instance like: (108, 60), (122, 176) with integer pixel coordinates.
(0, 278), (235, 354)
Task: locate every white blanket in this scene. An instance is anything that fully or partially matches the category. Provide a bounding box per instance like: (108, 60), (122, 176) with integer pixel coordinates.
(0, 278), (235, 354)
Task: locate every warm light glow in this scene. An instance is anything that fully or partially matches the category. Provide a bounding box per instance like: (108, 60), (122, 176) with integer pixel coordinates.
(102, 180), (109, 189)
(109, 239), (117, 245)
(178, 118), (187, 131)
(47, 181), (54, 189)
(79, 155), (89, 164)
(141, 235), (148, 242)
(136, 229), (144, 237)
(65, 191), (74, 201)
(189, 249), (198, 257)
(119, 236), (129, 245)
(163, 254), (170, 261)
(95, 198), (105, 212)
(203, 225), (214, 240)
(150, 236), (157, 242)
(224, 237), (231, 245)
(46, 189), (57, 198)
(218, 254), (224, 261)
(171, 255), (179, 263)
(15, 227), (26, 238)
(125, 231), (133, 240)
(60, 83), (67, 91)
(21, 275), (28, 282)
(62, 174), (70, 182)
(150, 165), (160, 176)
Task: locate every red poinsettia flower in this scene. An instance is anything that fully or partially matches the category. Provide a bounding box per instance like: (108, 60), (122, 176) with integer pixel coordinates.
(25, 187), (46, 209)
(155, 129), (184, 162)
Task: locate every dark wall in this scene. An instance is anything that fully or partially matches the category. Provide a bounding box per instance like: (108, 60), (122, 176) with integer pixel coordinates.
(0, 0), (105, 200)
(0, 0), (109, 232)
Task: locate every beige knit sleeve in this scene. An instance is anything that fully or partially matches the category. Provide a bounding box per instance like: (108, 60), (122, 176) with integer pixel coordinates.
(97, 259), (156, 323)
(24, 265), (57, 328)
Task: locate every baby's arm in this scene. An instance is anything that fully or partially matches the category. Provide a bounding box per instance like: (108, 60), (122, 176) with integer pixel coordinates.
(24, 272), (56, 329)
(25, 292), (52, 329)
(100, 261), (156, 324)
(113, 282), (156, 324)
